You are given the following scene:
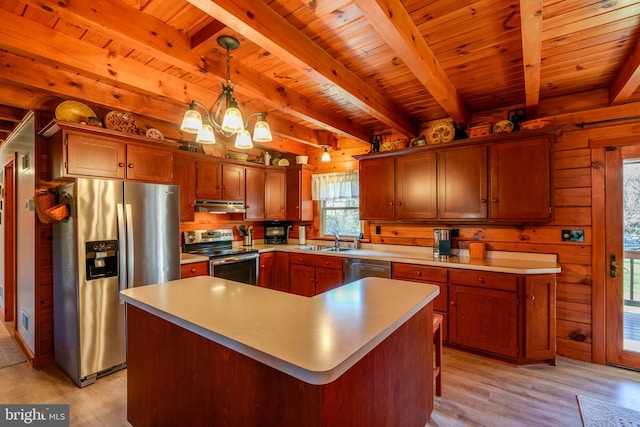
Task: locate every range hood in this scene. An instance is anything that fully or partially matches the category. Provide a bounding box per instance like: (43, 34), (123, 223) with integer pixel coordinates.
(194, 200), (246, 214)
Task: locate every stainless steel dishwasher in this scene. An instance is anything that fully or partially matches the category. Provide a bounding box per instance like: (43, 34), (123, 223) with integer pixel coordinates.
(344, 258), (392, 282)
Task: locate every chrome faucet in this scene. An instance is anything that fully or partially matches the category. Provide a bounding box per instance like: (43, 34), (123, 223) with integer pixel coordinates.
(332, 231), (340, 248)
(353, 235), (360, 249)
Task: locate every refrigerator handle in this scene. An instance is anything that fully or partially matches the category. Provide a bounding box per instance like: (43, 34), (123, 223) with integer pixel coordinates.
(125, 203), (134, 288)
(116, 203), (127, 304)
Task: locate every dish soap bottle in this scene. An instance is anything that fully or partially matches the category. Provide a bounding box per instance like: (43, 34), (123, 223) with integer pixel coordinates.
(264, 151), (271, 166)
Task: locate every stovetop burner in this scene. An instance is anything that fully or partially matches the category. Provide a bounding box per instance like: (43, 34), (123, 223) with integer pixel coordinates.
(182, 228), (258, 259)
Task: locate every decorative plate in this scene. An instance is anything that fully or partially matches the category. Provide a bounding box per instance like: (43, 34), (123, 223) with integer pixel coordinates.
(278, 158), (290, 166)
(145, 128), (164, 140)
(427, 120), (455, 144)
(104, 111), (141, 134)
(55, 100), (96, 123)
(379, 141), (395, 152)
(493, 120), (514, 134)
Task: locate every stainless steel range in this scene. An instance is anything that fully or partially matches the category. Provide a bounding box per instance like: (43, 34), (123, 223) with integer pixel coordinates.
(182, 228), (259, 285)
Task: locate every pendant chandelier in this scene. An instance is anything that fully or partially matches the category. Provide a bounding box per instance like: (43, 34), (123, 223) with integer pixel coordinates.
(180, 35), (272, 149)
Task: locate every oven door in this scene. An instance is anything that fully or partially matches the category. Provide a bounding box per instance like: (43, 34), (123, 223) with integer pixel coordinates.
(209, 253), (259, 285)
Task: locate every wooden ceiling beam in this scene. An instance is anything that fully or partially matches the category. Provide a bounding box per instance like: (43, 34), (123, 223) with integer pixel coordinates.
(0, 105), (26, 122)
(353, 0), (469, 125)
(13, 3), (371, 143)
(188, 0), (418, 138)
(191, 20), (227, 49)
(19, 0), (208, 75)
(519, 0), (543, 117)
(609, 37), (640, 105)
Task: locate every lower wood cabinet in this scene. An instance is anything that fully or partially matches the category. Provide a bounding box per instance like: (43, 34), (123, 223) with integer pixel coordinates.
(289, 253), (344, 296)
(180, 261), (209, 279)
(392, 262), (449, 341)
(258, 252), (275, 288)
(274, 252), (290, 292)
(392, 262), (556, 365)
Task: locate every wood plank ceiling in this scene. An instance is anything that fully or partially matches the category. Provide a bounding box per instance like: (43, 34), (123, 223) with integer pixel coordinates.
(0, 0), (639, 148)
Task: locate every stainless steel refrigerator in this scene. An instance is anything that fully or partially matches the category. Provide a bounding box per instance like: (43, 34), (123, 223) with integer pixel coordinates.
(53, 178), (180, 387)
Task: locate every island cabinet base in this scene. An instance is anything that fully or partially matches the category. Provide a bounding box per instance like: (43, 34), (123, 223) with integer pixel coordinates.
(126, 304), (433, 427)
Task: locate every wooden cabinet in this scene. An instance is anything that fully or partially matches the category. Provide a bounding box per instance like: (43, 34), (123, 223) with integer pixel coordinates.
(173, 155), (196, 221)
(449, 274), (519, 359)
(265, 170), (286, 220)
(356, 129), (556, 223)
(257, 252), (275, 288)
(396, 152), (438, 219)
(359, 156), (395, 220)
(522, 274), (556, 362)
(286, 164), (314, 221)
(245, 167), (265, 220)
(392, 262), (449, 340)
(289, 253), (344, 296)
(49, 127), (172, 183)
(438, 145), (487, 219)
(180, 261), (209, 278)
(490, 137), (552, 220)
(196, 161), (245, 201)
(274, 252), (290, 292)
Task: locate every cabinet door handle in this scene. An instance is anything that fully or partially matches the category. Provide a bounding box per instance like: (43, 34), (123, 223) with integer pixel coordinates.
(397, 201), (402, 206)
(118, 162), (125, 167)
(310, 278), (315, 283)
(128, 163), (134, 168)
(492, 198), (498, 203)
(481, 198), (487, 203)
(450, 300), (456, 306)
(389, 201), (394, 206)
(527, 294), (536, 300)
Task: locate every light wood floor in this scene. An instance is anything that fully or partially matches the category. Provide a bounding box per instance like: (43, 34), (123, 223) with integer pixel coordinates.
(1, 346), (640, 426)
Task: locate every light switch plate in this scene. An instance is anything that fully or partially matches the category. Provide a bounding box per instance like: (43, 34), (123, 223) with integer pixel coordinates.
(562, 229), (584, 242)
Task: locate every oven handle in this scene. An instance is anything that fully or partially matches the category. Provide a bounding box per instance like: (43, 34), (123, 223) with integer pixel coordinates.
(209, 253), (260, 266)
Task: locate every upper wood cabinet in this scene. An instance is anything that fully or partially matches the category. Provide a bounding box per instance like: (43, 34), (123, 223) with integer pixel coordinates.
(359, 156), (395, 220)
(245, 167), (265, 221)
(265, 170), (286, 220)
(46, 124), (173, 183)
(396, 152), (438, 219)
(196, 161), (245, 201)
(438, 145), (487, 219)
(357, 129), (556, 223)
(173, 155), (196, 221)
(286, 164), (315, 221)
(490, 137), (552, 221)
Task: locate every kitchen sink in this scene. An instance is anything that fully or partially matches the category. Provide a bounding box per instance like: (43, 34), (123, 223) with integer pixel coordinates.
(321, 247), (353, 252)
(293, 245), (328, 251)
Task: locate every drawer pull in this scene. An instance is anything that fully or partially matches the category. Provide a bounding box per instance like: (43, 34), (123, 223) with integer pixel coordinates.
(416, 271), (422, 277)
(477, 277), (485, 284)
(190, 268), (196, 273)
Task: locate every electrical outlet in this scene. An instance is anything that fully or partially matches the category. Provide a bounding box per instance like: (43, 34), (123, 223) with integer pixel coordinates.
(21, 311), (29, 331)
(375, 225), (381, 234)
(562, 229), (584, 242)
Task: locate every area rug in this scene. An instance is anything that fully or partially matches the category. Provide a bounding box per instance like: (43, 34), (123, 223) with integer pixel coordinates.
(0, 322), (25, 369)
(577, 395), (640, 427)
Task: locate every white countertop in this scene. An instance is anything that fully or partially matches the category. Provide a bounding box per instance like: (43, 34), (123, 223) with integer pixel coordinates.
(179, 252), (209, 264)
(250, 243), (560, 274)
(120, 276), (439, 385)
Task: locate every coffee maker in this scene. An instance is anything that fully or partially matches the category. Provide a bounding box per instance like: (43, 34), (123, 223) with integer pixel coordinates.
(433, 229), (453, 257)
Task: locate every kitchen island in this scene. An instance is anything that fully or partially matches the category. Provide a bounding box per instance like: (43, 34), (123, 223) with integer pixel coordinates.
(120, 276), (439, 427)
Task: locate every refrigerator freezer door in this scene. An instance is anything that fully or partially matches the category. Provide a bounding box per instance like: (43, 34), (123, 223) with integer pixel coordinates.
(123, 182), (180, 287)
(58, 178), (126, 384)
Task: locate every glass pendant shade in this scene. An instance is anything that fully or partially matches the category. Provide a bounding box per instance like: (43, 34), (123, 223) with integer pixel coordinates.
(180, 103), (203, 134)
(234, 129), (253, 149)
(252, 115), (273, 142)
(221, 100), (244, 133)
(196, 124), (216, 144)
(321, 147), (331, 162)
